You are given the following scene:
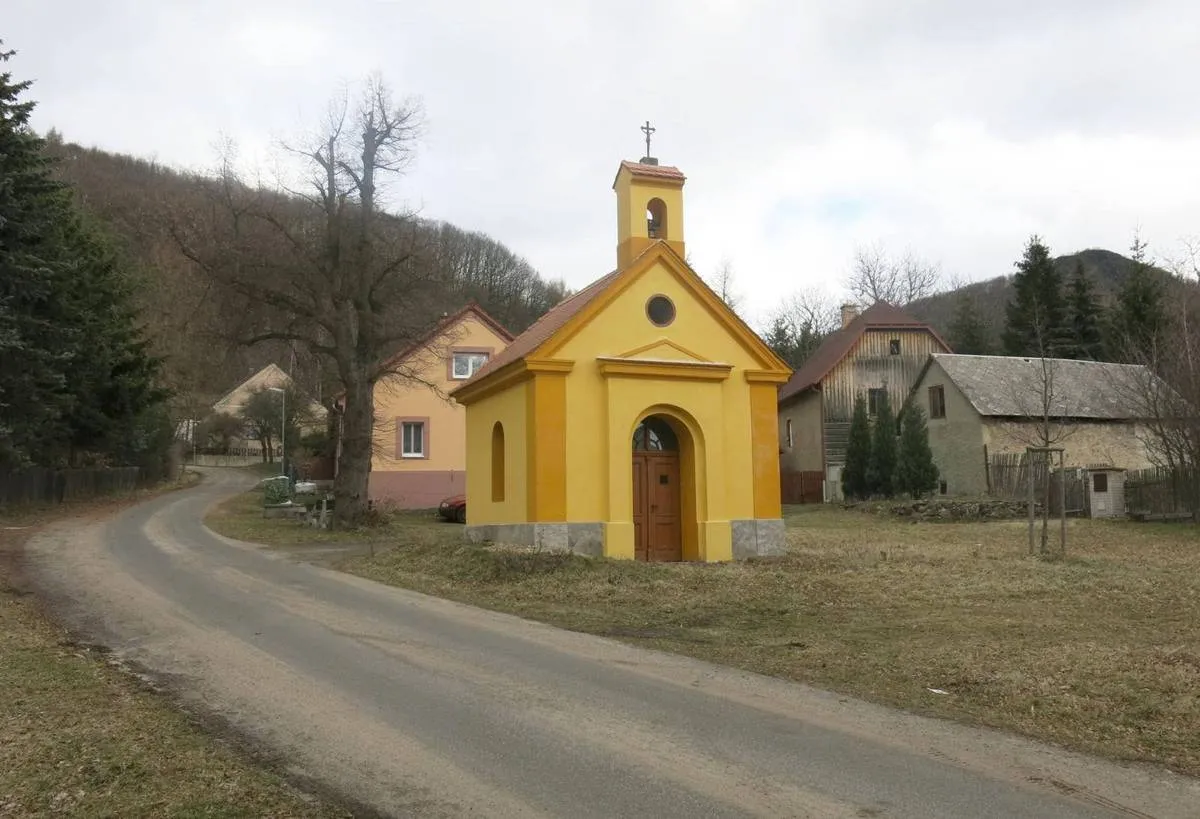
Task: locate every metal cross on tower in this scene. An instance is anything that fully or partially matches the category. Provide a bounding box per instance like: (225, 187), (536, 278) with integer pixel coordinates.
(641, 120), (655, 158)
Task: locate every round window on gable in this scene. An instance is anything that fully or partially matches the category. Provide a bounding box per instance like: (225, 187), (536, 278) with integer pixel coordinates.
(646, 295), (676, 327)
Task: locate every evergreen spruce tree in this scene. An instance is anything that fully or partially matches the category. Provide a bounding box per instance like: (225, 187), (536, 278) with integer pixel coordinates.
(947, 293), (992, 355)
(896, 406), (939, 498)
(763, 316), (798, 370)
(0, 44), (74, 464)
(841, 395), (872, 501)
(1109, 234), (1168, 363)
(1002, 236), (1069, 357)
(1064, 260), (1104, 360)
(793, 320), (827, 369)
(867, 390), (898, 497)
(0, 45), (164, 466)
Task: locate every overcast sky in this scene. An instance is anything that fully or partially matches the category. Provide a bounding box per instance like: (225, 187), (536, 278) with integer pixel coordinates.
(8, 1), (1200, 324)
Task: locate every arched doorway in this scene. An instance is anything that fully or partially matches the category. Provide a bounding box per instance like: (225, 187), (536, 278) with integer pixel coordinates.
(632, 415), (682, 561)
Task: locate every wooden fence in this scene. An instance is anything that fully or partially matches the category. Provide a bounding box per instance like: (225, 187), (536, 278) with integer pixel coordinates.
(0, 467), (146, 508)
(781, 470), (824, 505)
(1124, 467), (1199, 518)
(986, 452), (1086, 515)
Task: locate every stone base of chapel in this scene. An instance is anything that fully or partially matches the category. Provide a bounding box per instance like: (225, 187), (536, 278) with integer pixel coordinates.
(464, 522), (604, 556)
(465, 518), (785, 561)
(730, 519), (786, 559)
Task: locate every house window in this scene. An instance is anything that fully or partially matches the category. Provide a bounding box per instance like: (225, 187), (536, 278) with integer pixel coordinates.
(929, 385), (946, 419)
(889, 339), (901, 355)
(939, 480), (948, 495)
(451, 351), (489, 380)
(1093, 473), (1108, 493)
(868, 388), (887, 417)
(491, 422), (505, 502)
(786, 419), (794, 449)
(398, 420), (426, 459)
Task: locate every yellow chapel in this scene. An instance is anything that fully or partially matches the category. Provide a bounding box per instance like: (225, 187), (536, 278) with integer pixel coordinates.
(450, 153), (791, 561)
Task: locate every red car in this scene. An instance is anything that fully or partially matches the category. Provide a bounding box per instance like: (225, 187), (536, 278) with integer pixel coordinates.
(438, 494), (466, 523)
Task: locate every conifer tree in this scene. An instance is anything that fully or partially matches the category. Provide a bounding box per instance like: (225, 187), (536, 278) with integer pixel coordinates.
(867, 390), (898, 497)
(1003, 236), (1068, 358)
(1064, 260), (1104, 360)
(1109, 233), (1168, 363)
(0, 46), (78, 464)
(896, 406), (939, 498)
(763, 315), (798, 369)
(842, 395), (872, 500)
(947, 293), (992, 355)
(0, 45), (164, 467)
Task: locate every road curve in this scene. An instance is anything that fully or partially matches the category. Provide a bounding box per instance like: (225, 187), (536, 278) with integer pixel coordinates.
(24, 469), (1200, 818)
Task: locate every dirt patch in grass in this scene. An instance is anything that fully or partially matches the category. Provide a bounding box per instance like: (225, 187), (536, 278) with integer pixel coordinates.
(210, 495), (1200, 778)
(1, 481), (349, 818)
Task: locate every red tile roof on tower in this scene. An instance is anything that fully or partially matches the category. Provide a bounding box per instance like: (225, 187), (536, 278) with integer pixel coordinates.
(777, 302), (949, 404)
(613, 160), (686, 185)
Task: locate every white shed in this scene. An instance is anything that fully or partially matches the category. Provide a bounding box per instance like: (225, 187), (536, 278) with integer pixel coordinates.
(1086, 468), (1126, 518)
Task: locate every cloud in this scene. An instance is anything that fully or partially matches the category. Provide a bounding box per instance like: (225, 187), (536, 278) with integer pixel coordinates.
(231, 18), (326, 69)
(7, 0), (1200, 327)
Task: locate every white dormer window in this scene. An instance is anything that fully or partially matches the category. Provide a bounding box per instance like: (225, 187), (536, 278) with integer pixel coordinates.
(452, 351), (489, 380)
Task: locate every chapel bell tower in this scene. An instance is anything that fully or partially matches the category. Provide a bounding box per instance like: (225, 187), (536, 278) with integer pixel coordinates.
(614, 121), (686, 268)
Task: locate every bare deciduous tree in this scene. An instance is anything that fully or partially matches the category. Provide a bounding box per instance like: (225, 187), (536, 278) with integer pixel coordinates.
(174, 78), (453, 525)
(761, 288), (840, 370)
(846, 243), (943, 306)
(706, 258), (741, 312)
(1114, 251), (1200, 517)
(776, 289), (840, 336)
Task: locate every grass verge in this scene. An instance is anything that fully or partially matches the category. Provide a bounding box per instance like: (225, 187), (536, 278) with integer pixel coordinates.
(1, 478), (348, 818)
(207, 495), (1200, 778)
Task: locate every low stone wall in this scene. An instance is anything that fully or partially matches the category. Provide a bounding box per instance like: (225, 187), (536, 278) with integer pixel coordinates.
(849, 498), (1037, 522)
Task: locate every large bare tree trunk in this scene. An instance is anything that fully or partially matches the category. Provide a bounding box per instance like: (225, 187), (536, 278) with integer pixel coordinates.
(334, 375), (374, 524)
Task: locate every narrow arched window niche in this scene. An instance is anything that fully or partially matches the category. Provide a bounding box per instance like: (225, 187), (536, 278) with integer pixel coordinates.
(491, 421), (505, 502)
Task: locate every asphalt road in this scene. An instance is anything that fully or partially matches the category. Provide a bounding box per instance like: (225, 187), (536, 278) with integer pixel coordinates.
(24, 468), (1200, 818)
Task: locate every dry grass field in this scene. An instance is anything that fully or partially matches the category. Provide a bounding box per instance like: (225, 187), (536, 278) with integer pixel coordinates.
(1, 482), (348, 818)
(209, 493), (1200, 778)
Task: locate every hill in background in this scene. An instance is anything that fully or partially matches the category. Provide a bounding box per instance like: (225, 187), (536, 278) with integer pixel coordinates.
(907, 248), (1173, 350)
(44, 134), (566, 415)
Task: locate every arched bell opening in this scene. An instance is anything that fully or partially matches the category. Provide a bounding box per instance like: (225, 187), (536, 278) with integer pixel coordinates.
(646, 197), (668, 240)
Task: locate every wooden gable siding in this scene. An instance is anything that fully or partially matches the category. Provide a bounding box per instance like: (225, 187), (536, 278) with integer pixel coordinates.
(821, 328), (945, 466)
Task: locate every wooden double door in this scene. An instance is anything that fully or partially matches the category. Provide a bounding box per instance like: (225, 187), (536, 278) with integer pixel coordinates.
(632, 451), (682, 562)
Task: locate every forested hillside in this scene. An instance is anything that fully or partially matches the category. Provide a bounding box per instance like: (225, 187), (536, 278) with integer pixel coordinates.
(43, 136), (567, 422)
(907, 248), (1175, 352)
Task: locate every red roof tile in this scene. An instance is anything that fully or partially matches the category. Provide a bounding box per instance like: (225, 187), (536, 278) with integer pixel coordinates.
(379, 302), (513, 375)
(777, 303), (948, 403)
(615, 160), (686, 185)
(453, 269), (621, 387)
